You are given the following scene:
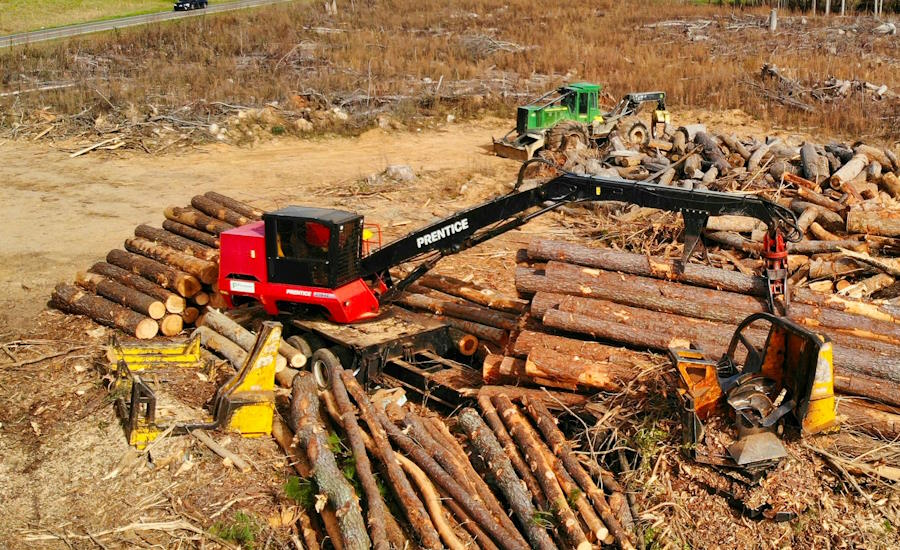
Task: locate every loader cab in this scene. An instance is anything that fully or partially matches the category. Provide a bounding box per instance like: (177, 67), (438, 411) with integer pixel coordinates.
(516, 82), (603, 134)
(264, 207), (364, 289)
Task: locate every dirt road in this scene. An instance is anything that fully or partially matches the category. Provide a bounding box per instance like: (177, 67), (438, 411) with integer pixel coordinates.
(0, 120), (510, 327)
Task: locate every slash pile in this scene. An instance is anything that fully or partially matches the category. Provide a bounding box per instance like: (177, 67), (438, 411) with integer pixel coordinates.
(50, 192), (262, 339)
(275, 367), (638, 550)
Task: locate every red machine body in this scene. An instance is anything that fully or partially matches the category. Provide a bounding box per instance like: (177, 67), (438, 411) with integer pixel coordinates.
(217, 219), (381, 324)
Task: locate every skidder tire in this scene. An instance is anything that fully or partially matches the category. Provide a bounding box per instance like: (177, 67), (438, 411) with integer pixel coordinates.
(616, 116), (649, 146)
(311, 348), (341, 390)
(546, 120), (590, 152)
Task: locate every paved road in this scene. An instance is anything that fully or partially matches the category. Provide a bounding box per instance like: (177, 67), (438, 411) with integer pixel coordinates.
(0, 0), (296, 48)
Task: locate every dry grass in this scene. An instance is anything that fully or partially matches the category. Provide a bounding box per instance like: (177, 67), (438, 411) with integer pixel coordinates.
(0, 0), (897, 147)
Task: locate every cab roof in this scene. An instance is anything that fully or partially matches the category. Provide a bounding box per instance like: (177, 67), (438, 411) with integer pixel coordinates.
(562, 82), (601, 93)
(265, 206), (361, 226)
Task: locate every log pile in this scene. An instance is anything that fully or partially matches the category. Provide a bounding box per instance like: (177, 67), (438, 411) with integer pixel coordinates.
(50, 192), (261, 339)
(519, 237), (900, 441)
(274, 367), (637, 550)
(550, 121), (900, 308)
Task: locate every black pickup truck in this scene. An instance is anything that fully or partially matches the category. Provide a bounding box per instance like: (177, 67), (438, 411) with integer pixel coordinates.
(174, 0), (208, 10)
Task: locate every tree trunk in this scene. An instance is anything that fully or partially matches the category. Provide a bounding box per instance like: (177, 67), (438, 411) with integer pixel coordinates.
(418, 273), (529, 314)
(125, 237), (218, 285)
(340, 371), (442, 549)
(162, 219), (220, 248)
(51, 283), (158, 339)
(476, 385), (589, 410)
(204, 191), (264, 220)
(794, 187), (846, 213)
(329, 367), (390, 550)
(191, 195), (253, 227)
(89, 262), (186, 314)
(521, 397), (636, 549)
(290, 373), (371, 550)
(476, 395), (547, 508)
(493, 395), (591, 550)
(881, 172), (900, 199)
(372, 406), (528, 550)
(483, 354), (527, 385)
(456, 408), (558, 550)
(399, 292), (519, 331)
(705, 215), (766, 233)
(838, 400), (900, 440)
(164, 206), (235, 236)
(107, 249), (202, 298)
(75, 271), (166, 320)
(449, 328), (478, 356)
(835, 372), (900, 407)
(395, 407), (528, 550)
(695, 132), (730, 174)
(395, 454), (467, 550)
(431, 314), (508, 346)
(830, 153), (869, 187)
(271, 417), (323, 550)
(181, 306), (200, 325)
(847, 205), (900, 237)
(800, 142), (829, 184)
(135, 224), (219, 261)
(719, 134), (750, 160)
(523, 346), (637, 392)
(199, 308), (287, 371)
(193, 326), (247, 367)
(526, 239), (768, 296)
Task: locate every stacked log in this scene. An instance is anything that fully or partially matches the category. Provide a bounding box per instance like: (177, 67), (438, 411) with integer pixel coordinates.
(50, 192), (265, 343)
(519, 237), (900, 439)
(274, 363), (637, 550)
(553, 124), (900, 304)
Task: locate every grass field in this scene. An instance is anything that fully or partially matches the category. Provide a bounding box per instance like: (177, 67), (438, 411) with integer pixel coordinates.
(0, 0), (221, 35)
(0, 0), (896, 146)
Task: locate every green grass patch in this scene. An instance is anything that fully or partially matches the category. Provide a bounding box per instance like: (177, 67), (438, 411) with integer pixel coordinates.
(210, 511), (260, 550)
(0, 0), (223, 35)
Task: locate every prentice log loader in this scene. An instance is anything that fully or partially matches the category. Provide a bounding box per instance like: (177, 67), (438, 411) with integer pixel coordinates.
(217, 162), (801, 400)
(493, 83), (671, 160)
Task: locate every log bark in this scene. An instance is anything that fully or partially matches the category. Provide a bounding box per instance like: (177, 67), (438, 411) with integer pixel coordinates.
(854, 144), (893, 167)
(191, 195), (252, 227)
(521, 397), (635, 550)
(524, 346), (637, 392)
(838, 273), (895, 299)
(790, 238), (865, 255)
(476, 394), (547, 509)
(75, 271), (166, 320)
(800, 143), (829, 184)
(51, 283), (158, 339)
(706, 215), (765, 233)
(107, 249), (202, 298)
(837, 399), (900, 440)
(162, 219), (220, 248)
(372, 405), (528, 550)
(790, 200), (845, 231)
(271, 416), (322, 550)
(720, 134), (750, 160)
(164, 206), (235, 236)
(290, 373), (370, 550)
(125, 237), (218, 285)
(200, 308), (287, 370)
(834, 372), (900, 407)
(204, 191), (264, 220)
(794, 186), (847, 213)
(436, 315), (508, 346)
(418, 273), (528, 314)
(399, 292), (518, 331)
(847, 205), (900, 237)
(89, 262), (186, 314)
(493, 395), (591, 550)
(475, 386), (589, 410)
(457, 408), (558, 550)
(796, 207), (819, 234)
(695, 132), (730, 174)
(340, 371), (442, 549)
(881, 172), (900, 199)
(329, 367), (390, 550)
(395, 407), (528, 550)
(529, 262), (900, 347)
(194, 326), (248, 367)
(395, 454), (466, 550)
(134, 224), (219, 261)
(526, 239), (768, 296)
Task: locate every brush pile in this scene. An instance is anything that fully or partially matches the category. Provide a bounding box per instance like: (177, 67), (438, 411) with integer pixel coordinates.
(49, 192), (262, 339)
(274, 367), (638, 550)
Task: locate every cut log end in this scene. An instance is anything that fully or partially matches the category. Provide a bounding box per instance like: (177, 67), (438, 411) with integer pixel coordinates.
(166, 295), (187, 314)
(160, 314), (184, 336)
(136, 319), (160, 340)
(147, 301), (167, 320)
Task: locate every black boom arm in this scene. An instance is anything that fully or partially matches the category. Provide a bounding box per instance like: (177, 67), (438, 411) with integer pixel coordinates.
(362, 164), (800, 307)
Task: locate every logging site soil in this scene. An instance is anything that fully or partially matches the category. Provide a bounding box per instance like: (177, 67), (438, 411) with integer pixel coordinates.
(1, 1), (900, 550)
